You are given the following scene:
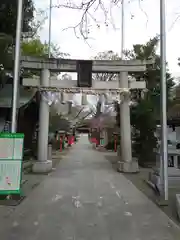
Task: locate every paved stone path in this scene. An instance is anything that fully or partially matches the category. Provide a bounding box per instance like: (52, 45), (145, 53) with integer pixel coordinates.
(0, 135), (180, 239)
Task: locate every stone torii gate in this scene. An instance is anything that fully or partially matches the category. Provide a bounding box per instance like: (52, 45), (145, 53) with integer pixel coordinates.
(21, 56), (151, 173)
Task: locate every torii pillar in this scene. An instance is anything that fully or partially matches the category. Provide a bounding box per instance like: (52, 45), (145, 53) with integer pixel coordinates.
(32, 69), (52, 173)
(117, 72), (139, 173)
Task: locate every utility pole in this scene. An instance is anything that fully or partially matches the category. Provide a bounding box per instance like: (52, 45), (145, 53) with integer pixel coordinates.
(48, 0), (52, 58)
(11, 0), (23, 132)
(160, 0), (168, 201)
(119, 0), (133, 168)
(121, 0), (125, 59)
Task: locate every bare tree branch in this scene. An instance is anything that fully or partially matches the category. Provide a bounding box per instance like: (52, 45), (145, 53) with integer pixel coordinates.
(138, 0), (148, 28)
(168, 13), (180, 32)
(23, 8), (48, 39)
(36, 0), (180, 42)
(53, 0), (122, 40)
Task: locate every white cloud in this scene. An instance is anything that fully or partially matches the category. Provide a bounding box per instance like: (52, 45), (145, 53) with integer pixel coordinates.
(35, 0), (180, 76)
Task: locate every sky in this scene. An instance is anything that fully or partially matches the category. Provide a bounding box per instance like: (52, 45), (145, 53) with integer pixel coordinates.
(34, 0), (180, 79)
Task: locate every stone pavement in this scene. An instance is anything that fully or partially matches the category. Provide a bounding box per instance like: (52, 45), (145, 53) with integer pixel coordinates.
(0, 135), (180, 239)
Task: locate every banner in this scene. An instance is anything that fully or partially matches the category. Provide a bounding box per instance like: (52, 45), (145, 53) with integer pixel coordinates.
(0, 133), (24, 195)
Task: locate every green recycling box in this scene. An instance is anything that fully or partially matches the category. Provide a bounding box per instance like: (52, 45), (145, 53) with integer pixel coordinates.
(0, 133), (24, 195)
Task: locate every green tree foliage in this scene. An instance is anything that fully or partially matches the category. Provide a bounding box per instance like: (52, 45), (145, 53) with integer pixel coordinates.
(0, 0), (34, 37)
(0, 0), (34, 87)
(21, 38), (68, 58)
(131, 99), (157, 166)
(126, 36), (174, 108)
(99, 37), (174, 165)
(125, 36), (174, 166)
(0, 1), (68, 82)
(93, 50), (119, 81)
(21, 38), (69, 77)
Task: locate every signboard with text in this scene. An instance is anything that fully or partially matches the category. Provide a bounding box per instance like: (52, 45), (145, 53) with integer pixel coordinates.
(0, 133), (24, 195)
